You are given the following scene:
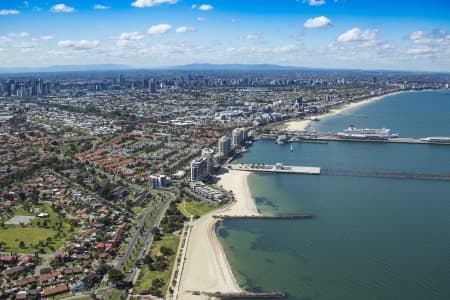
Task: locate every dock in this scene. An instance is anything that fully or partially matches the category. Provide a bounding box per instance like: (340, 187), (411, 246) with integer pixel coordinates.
(196, 291), (286, 299)
(230, 163), (450, 182)
(213, 214), (315, 220)
(229, 163), (321, 175)
(314, 136), (436, 145)
(256, 133), (450, 145)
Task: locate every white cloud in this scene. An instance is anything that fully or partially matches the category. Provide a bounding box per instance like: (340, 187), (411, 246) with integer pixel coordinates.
(148, 24), (172, 36)
(114, 32), (144, 48)
(409, 31), (432, 44)
(116, 40), (130, 48)
(131, 0), (177, 8)
(40, 35), (54, 41)
(304, 16), (331, 28)
(176, 26), (196, 33)
(8, 32), (29, 38)
(304, 0), (326, 6)
(406, 29), (450, 57)
(0, 9), (20, 15)
(50, 4), (75, 13)
(196, 17), (206, 21)
(191, 4), (197, 9)
(58, 40), (100, 50)
(407, 45), (436, 55)
(94, 4), (110, 10)
(119, 32), (144, 40)
(337, 28), (378, 43)
(198, 4), (213, 11)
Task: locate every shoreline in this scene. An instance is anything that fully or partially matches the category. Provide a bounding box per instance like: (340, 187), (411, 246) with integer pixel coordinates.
(283, 91), (405, 132)
(178, 169), (259, 299)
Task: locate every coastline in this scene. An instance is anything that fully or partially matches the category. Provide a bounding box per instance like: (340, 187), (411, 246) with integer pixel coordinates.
(283, 91), (404, 132)
(178, 169), (258, 299)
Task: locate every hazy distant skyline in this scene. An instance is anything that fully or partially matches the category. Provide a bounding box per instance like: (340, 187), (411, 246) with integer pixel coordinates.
(1, 0), (449, 71)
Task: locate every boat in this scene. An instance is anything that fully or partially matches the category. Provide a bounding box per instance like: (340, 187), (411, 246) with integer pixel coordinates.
(336, 125), (398, 140)
(275, 135), (288, 144)
(289, 136), (300, 142)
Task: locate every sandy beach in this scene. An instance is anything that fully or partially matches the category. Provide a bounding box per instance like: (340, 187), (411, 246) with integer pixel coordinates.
(283, 92), (403, 132)
(178, 169), (258, 299)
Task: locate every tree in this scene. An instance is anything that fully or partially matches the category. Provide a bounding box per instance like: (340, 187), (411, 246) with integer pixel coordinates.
(143, 254), (153, 266)
(108, 268), (125, 283)
(160, 246), (174, 256)
(19, 241), (26, 249)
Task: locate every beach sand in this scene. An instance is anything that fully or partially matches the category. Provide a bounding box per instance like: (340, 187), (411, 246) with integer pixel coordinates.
(283, 92), (401, 132)
(178, 169), (258, 299)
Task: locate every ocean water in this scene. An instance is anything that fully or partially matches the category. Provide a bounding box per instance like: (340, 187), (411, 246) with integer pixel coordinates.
(217, 90), (450, 300)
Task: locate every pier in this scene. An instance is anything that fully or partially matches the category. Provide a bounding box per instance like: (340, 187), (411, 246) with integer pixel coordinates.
(312, 135), (446, 145)
(213, 214), (315, 220)
(195, 291), (286, 299)
(321, 168), (450, 182)
(230, 163), (450, 182)
(258, 133), (450, 145)
(229, 163), (321, 175)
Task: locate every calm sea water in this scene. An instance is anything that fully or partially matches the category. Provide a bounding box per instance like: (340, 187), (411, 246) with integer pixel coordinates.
(217, 90), (450, 300)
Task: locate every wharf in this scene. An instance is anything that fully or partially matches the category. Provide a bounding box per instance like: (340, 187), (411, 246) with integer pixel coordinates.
(296, 135), (450, 145)
(229, 163), (321, 175)
(196, 291), (286, 299)
(213, 214), (315, 220)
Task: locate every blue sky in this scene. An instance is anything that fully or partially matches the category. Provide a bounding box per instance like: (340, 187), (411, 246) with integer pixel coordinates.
(0, 0), (449, 71)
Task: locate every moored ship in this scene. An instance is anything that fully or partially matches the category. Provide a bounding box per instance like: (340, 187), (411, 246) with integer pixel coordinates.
(275, 135), (288, 144)
(336, 125), (398, 140)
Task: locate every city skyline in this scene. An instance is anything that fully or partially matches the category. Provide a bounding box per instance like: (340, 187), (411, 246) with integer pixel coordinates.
(1, 0), (450, 71)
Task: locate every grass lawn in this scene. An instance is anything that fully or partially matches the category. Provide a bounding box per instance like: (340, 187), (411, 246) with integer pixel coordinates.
(135, 235), (180, 295)
(0, 228), (56, 253)
(177, 200), (218, 218)
(109, 288), (121, 300)
(0, 204), (76, 253)
(131, 206), (145, 215)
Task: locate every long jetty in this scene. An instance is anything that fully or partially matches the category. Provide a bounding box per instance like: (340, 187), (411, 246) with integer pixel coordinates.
(258, 134), (450, 145)
(321, 168), (450, 182)
(197, 291), (286, 299)
(213, 214), (315, 220)
(229, 163), (321, 175)
(313, 135), (450, 145)
(230, 163), (450, 182)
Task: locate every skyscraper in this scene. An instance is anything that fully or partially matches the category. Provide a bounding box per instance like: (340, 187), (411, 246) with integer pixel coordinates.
(190, 157), (208, 181)
(231, 128), (246, 148)
(218, 136), (231, 157)
(201, 148), (215, 175)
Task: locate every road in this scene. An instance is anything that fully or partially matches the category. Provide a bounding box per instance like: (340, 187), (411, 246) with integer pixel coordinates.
(103, 190), (176, 299)
(116, 199), (161, 272)
(125, 195), (173, 282)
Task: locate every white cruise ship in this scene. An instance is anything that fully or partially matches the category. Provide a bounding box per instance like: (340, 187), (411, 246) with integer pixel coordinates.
(336, 125), (398, 140)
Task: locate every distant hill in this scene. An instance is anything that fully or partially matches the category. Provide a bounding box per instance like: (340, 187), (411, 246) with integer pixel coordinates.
(167, 63), (308, 71)
(0, 64), (132, 74)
